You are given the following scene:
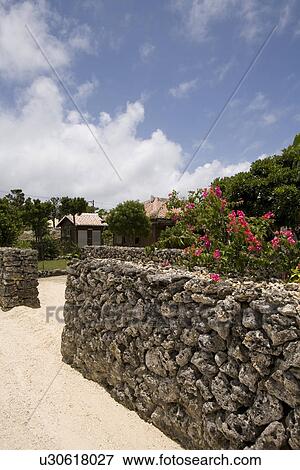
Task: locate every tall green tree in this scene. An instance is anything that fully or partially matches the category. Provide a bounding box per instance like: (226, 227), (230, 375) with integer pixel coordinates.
(49, 197), (60, 227)
(23, 199), (52, 243)
(59, 197), (89, 224)
(0, 198), (20, 246)
(5, 189), (25, 209)
(107, 200), (151, 244)
(214, 135), (300, 230)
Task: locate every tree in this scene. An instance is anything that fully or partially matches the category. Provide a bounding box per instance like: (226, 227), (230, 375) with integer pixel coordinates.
(107, 200), (151, 244)
(98, 208), (108, 220)
(49, 197), (60, 227)
(23, 199), (52, 243)
(214, 135), (300, 230)
(5, 189), (25, 209)
(59, 197), (89, 224)
(0, 198), (20, 246)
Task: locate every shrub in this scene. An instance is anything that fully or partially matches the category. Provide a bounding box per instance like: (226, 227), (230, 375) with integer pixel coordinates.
(158, 186), (300, 280)
(59, 240), (81, 257)
(32, 235), (61, 260)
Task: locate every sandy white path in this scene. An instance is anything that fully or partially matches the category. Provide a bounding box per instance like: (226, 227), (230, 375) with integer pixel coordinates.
(0, 276), (179, 450)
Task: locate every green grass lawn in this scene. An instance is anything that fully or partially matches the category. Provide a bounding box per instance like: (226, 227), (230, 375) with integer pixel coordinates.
(38, 258), (68, 271)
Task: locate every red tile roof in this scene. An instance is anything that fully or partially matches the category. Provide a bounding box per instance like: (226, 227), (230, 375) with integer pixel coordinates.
(143, 197), (169, 219)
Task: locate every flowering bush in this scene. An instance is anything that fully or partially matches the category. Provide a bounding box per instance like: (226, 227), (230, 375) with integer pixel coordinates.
(157, 186), (300, 280)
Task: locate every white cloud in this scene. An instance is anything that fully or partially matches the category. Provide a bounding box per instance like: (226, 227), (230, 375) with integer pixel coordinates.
(171, 0), (294, 43)
(0, 76), (249, 207)
(0, 0), (69, 79)
(169, 79), (198, 98)
(247, 92), (268, 112)
(214, 59), (234, 82)
(139, 42), (155, 61)
(75, 79), (99, 101)
(262, 113), (278, 125)
(171, 0), (238, 42)
(0, 0), (94, 80)
(68, 24), (94, 53)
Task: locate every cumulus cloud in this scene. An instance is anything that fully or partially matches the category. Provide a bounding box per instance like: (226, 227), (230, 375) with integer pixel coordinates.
(169, 79), (198, 98)
(0, 0), (93, 80)
(0, 76), (250, 207)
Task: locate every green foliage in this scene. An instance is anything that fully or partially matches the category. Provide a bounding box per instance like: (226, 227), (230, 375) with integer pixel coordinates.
(214, 136), (300, 230)
(14, 239), (32, 249)
(0, 198), (21, 246)
(32, 235), (60, 260)
(107, 200), (151, 239)
(290, 265), (300, 283)
(49, 197), (60, 227)
(157, 222), (196, 248)
(101, 228), (113, 245)
(5, 189), (25, 209)
(293, 133), (300, 147)
(23, 199), (52, 243)
(59, 197), (89, 223)
(98, 208), (109, 219)
(59, 240), (81, 257)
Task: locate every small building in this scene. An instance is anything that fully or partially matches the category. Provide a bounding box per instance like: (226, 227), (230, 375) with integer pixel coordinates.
(57, 213), (107, 248)
(113, 196), (174, 247)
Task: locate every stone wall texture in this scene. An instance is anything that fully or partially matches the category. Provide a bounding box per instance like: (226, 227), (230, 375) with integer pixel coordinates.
(0, 248), (40, 310)
(61, 255), (300, 449)
(82, 245), (183, 264)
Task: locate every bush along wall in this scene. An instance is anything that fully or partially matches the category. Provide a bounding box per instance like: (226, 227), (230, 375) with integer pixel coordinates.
(61, 256), (300, 449)
(0, 248), (40, 310)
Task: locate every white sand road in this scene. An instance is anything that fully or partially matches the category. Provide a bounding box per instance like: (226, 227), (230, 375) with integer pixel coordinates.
(0, 276), (179, 450)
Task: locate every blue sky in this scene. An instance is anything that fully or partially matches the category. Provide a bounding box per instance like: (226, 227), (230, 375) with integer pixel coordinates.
(0, 0), (299, 207)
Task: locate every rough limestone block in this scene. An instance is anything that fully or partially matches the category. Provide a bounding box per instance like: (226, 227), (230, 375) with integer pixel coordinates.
(61, 255), (300, 449)
(0, 248), (40, 311)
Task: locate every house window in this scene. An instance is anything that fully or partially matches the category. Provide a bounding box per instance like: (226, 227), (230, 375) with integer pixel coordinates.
(87, 229), (93, 246)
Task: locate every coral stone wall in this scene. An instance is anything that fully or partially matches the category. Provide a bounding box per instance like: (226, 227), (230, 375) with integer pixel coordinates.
(61, 256), (300, 449)
(82, 245), (183, 264)
(0, 248), (40, 310)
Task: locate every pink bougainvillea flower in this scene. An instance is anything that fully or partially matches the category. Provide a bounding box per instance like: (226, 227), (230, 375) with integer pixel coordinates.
(215, 186), (222, 198)
(213, 249), (221, 260)
(262, 211), (275, 220)
(194, 248), (203, 256)
(210, 273), (221, 282)
(200, 234), (211, 249)
(202, 188), (209, 198)
(186, 202), (195, 209)
(237, 210), (245, 218)
(281, 229), (294, 237)
(271, 237), (280, 249)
